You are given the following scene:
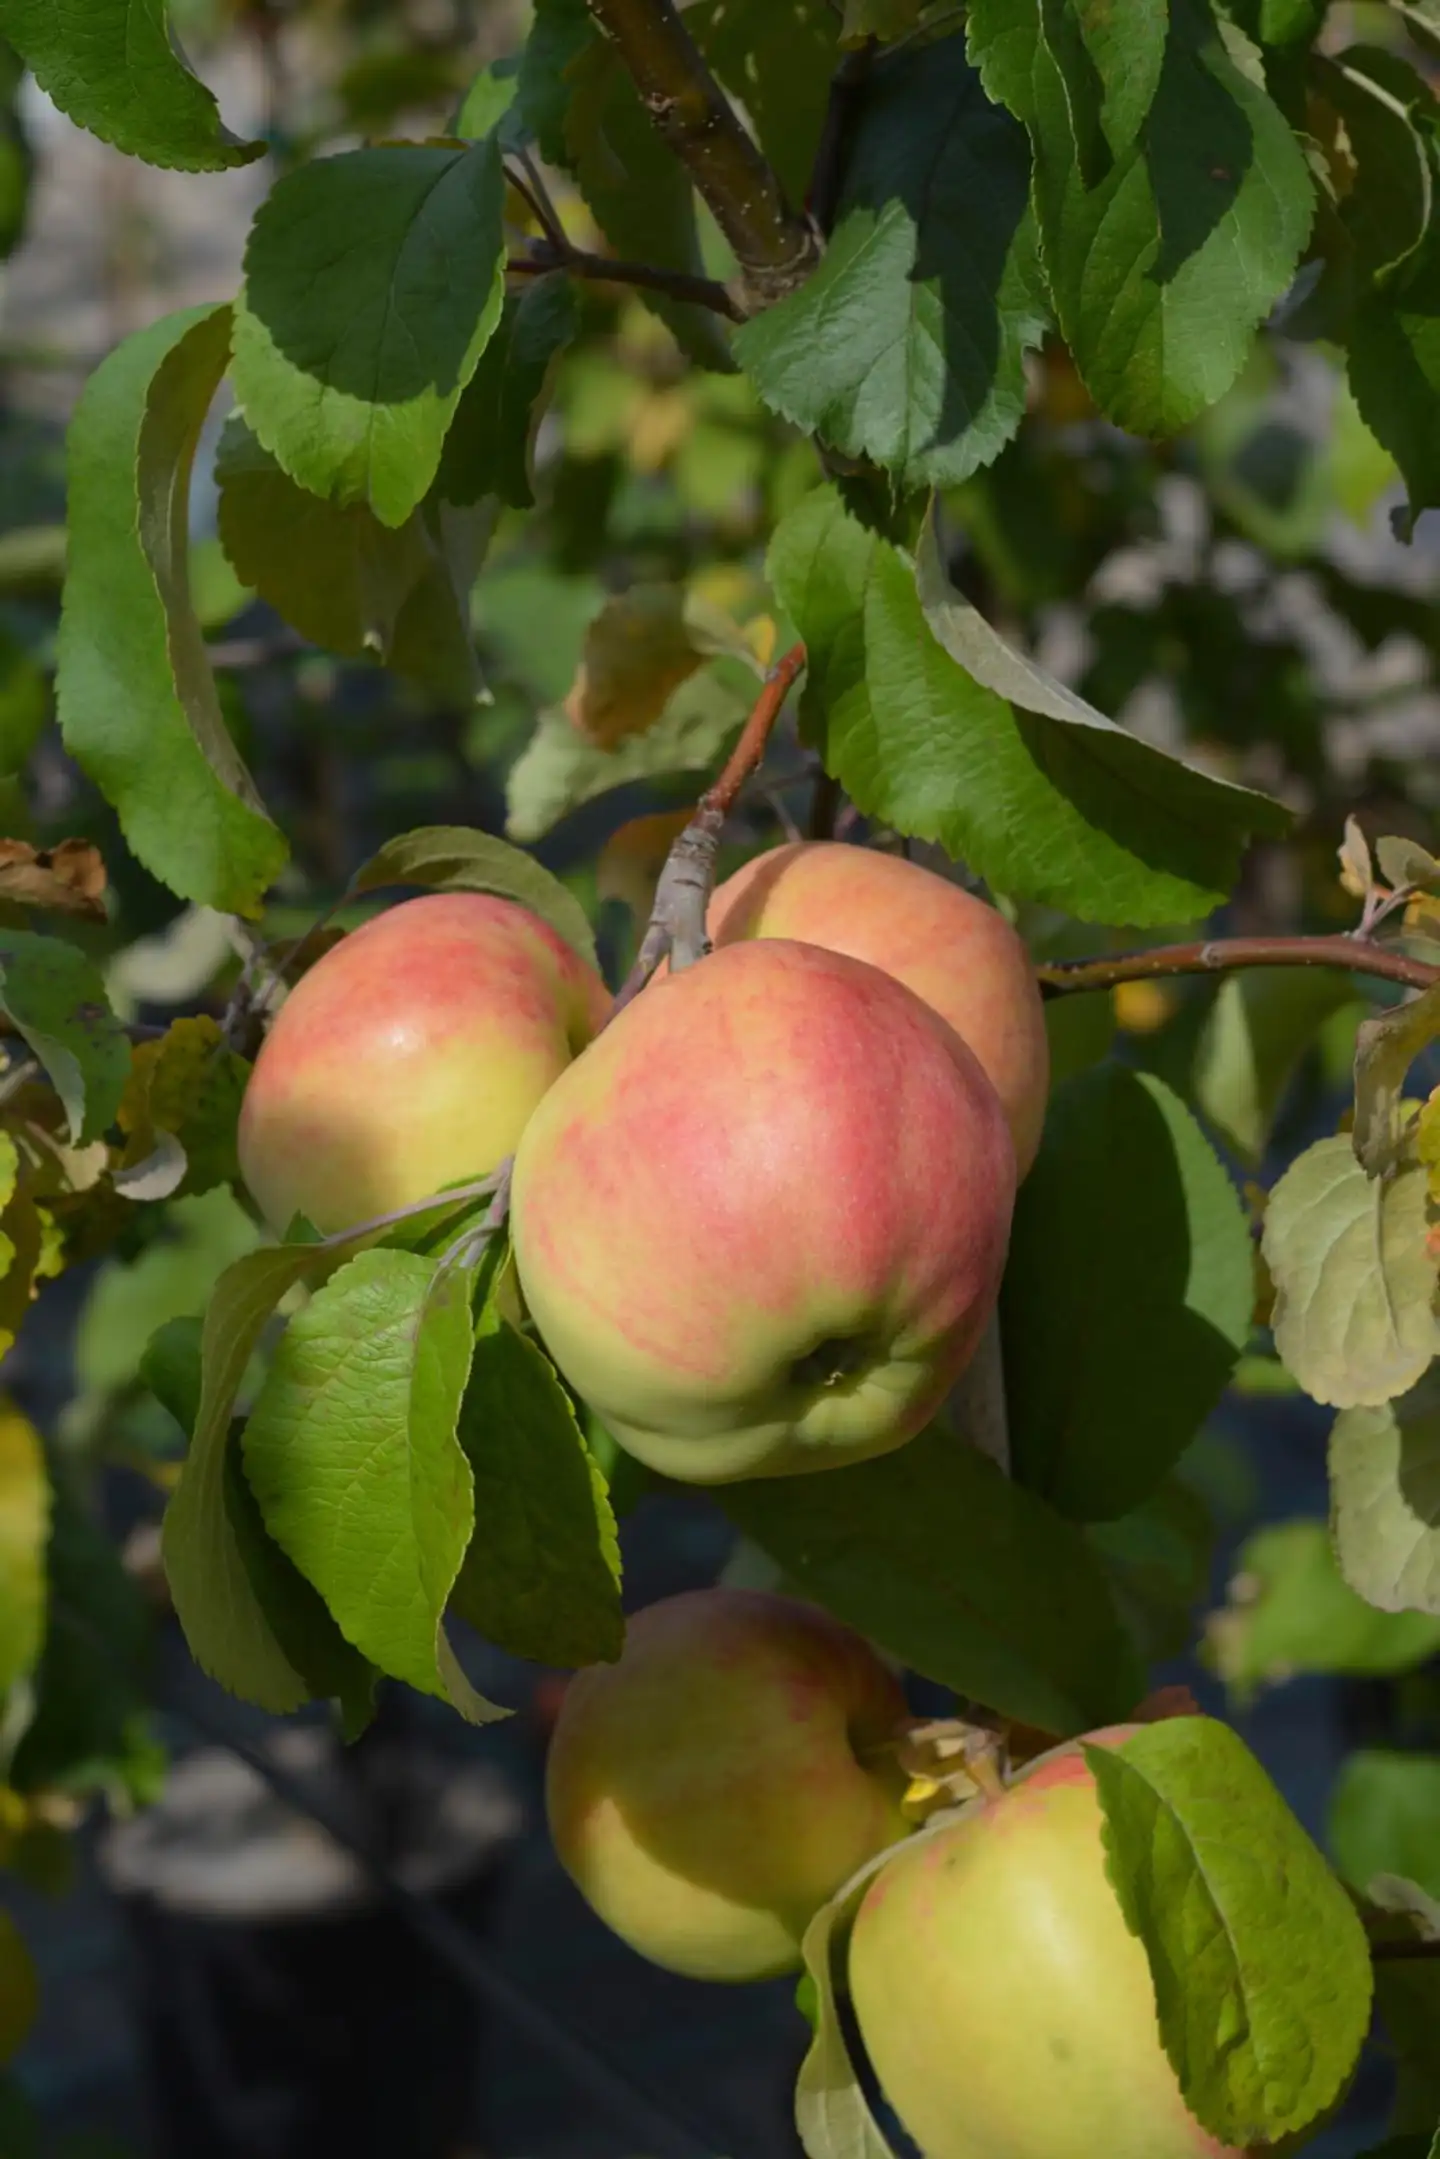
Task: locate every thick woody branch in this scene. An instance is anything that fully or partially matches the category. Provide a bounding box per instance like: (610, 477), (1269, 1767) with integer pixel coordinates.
(609, 643), (807, 1020)
(583, 0), (821, 309)
(1037, 935), (1440, 1000)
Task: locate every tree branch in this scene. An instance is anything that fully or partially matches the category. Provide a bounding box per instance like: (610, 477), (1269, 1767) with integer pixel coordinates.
(1037, 936), (1440, 1000)
(609, 642), (807, 1019)
(509, 241), (743, 321)
(583, 0), (820, 310)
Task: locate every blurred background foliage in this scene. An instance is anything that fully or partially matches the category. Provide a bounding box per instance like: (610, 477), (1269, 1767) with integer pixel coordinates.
(1, 1), (1440, 2153)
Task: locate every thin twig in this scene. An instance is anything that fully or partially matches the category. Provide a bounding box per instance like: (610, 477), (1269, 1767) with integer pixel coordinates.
(505, 152), (568, 250)
(609, 642), (807, 1018)
(1036, 936), (1440, 999)
(509, 240), (744, 320)
(584, 0), (820, 309)
(1370, 1934), (1440, 1962)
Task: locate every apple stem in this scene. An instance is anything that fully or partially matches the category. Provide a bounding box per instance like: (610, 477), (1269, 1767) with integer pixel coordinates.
(608, 642), (808, 1020)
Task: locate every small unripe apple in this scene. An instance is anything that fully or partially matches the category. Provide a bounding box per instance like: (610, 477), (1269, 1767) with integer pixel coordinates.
(709, 842), (1049, 1176)
(239, 892), (610, 1235)
(848, 1724), (1245, 2159)
(547, 1587), (911, 1981)
(510, 939), (1016, 1484)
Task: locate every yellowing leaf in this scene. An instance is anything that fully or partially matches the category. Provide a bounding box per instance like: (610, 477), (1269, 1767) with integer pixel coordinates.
(0, 1400), (46, 1698)
(117, 1015), (250, 1199)
(1338, 813), (1374, 900)
(1112, 979), (1177, 1034)
(1377, 835), (1440, 895)
(563, 584), (759, 749)
(1418, 1087), (1440, 1202)
(596, 810), (691, 918)
(1262, 1136), (1440, 1408)
(564, 586), (706, 747)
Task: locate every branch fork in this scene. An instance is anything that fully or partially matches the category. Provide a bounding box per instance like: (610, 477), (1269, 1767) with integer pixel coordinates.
(608, 642), (807, 1020)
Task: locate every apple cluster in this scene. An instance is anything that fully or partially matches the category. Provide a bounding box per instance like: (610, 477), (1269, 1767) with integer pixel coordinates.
(546, 1588), (1245, 2159)
(241, 841), (1046, 1480)
(239, 844), (1246, 2155)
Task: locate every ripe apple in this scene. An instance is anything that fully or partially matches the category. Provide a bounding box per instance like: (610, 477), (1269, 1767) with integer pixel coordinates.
(547, 1586), (911, 1981)
(510, 939), (1016, 1483)
(239, 892), (611, 1236)
(847, 1724), (1245, 2159)
(708, 842), (1050, 1176)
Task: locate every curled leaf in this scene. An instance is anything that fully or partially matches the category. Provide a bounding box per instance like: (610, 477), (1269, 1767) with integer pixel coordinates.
(0, 840), (106, 922)
(1339, 814), (1375, 900)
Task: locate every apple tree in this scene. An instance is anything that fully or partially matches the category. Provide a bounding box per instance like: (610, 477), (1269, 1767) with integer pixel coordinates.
(3, 0), (1440, 2150)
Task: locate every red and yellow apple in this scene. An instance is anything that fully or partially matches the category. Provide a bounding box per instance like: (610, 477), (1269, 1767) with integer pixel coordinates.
(239, 892), (610, 1235)
(510, 938), (1016, 1483)
(546, 1586), (911, 1981)
(847, 1724), (1245, 2159)
(708, 841), (1050, 1176)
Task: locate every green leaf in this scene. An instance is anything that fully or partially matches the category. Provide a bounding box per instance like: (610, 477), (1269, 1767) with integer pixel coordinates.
(0, 631), (47, 774)
(231, 141), (508, 528)
(116, 1014), (251, 1199)
(505, 663), (748, 843)
(139, 1313), (203, 1434)
(968, 0), (1315, 435)
(913, 515), (1290, 911)
(214, 419), (484, 704)
(435, 275), (577, 510)
(451, 1260), (622, 1667)
(1054, 0), (1168, 168)
(0, 1401), (47, 1699)
(1262, 1136), (1440, 1407)
(350, 824), (599, 969)
(1193, 968), (1362, 1165)
(161, 1239), (381, 1714)
(1086, 1476), (1216, 1663)
(769, 488), (1288, 924)
(0, 0), (263, 171)
(735, 35), (1048, 489)
(1313, 49), (1437, 282)
(686, 0), (839, 207)
(1207, 1520), (1440, 1696)
(793, 1836), (906, 2159)
(56, 306), (287, 917)
(1091, 1717), (1373, 2146)
(719, 1422), (1143, 1736)
(455, 58), (521, 143)
(11, 1474), (150, 1794)
(518, 0), (733, 369)
(1002, 1065), (1252, 1520)
(1331, 1370), (1440, 1616)
(0, 930), (129, 1144)
(1332, 1752), (1440, 1905)
(241, 1248), (503, 1720)
(1347, 227), (1440, 539)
